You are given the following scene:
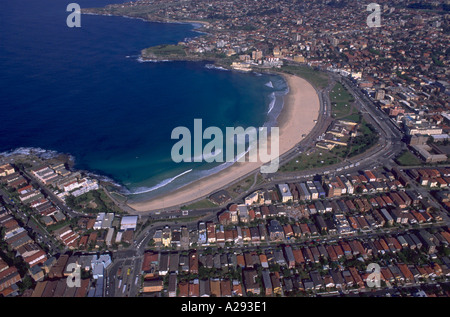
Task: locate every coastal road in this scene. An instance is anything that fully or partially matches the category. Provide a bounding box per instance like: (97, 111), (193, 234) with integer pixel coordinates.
(108, 69), (409, 256)
(268, 72), (405, 182)
(110, 70), (406, 242)
(114, 70), (334, 215)
(120, 70), (404, 216)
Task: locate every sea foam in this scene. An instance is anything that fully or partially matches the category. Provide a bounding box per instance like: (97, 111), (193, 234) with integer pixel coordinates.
(129, 169), (193, 195)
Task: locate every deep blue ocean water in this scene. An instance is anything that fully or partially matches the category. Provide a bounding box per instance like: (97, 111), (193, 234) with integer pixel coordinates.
(0, 0), (287, 202)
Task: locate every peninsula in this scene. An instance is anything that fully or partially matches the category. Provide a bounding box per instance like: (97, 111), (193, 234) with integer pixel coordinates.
(82, 1), (326, 211)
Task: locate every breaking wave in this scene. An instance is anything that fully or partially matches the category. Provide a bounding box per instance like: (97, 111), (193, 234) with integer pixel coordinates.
(129, 169), (193, 195)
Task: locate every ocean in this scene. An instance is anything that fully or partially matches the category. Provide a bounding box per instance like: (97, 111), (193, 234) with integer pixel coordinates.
(0, 0), (288, 203)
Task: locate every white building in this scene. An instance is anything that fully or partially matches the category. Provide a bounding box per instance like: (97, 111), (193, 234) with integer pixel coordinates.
(120, 215), (138, 231)
(93, 213), (105, 230)
(105, 228), (115, 247)
(278, 184), (293, 203)
(101, 213), (114, 229)
(91, 254), (112, 280)
(244, 191), (259, 206)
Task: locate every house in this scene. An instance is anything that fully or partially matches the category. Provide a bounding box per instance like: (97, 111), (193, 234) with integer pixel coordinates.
(199, 279), (210, 297)
(0, 164), (15, 177)
(143, 278), (164, 293)
(283, 277), (294, 293)
(283, 224), (294, 239)
(297, 183), (311, 200)
(221, 279), (232, 297)
(232, 280), (243, 297)
(302, 247), (314, 263)
(283, 246), (296, 268)
(315, 201), (326, 214)
(275, 184), (290, 203)
(417, 230), (437, 254)
(218, 211), (232, 226)
(271, 272), (282, 295)
(244, 252), (254, 268)
(261, 270), (273, 296)
(210, 279), (221, 297)
(188, 279), (200, 297)
(349, 267), (365, 289)
(216, 226), (225, 244)
(323, 275), (335, 289)
(162, 226), (172, 247)
(28, 265), (45, 282)
(142, 252), (159, 277)
(48, 254), (69, 279)
(159, 253), (169, 276)
(168, 273), (177, 297)
(326, 245), (338, 262)
(306, 181), (319, 200)
(315, 215), (327, 233)
(228, 204), (239, 224)
(342, 270), (355, 288)
(259, 254), (269, 269)
(274, 250), (286, 266)
(206, 222), (216, 244)
(309, 271), (323, 290)
(237, 204), (250, 223)
(267, 220), (285, 241)
(241, 227), (251, 243)
(249, 226), (260, 242)
(397, 263), (414, 284)
(243, 269), (260, 295)
(310, 246), (321, 263)
(314, 181), (326, 198)
(292, 248), (305, 265)
(236, 254), (245, 268)
(244, 191), (260, 206)
(330, 270), (344, 289)
(0, 265), (21, 293)
(258, 223), (268, 241)
(380, 208), (394, 225)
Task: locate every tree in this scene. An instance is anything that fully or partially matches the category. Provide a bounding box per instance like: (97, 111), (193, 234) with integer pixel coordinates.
(65, 195), (77, 209)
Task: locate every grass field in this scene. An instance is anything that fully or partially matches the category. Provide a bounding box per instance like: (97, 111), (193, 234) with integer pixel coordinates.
(395, 150), (423, 166)
(279, 148), (344, 172)
(280, 117), (378, 173)
(280, 65), (330, 90)
(142, 44), (187, 57)
(226, 175), (256, 199)
(181, 199), (218, 210)
(329, 82), (357, 120)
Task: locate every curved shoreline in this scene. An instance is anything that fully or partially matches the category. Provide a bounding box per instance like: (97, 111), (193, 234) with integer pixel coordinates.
(128, 73), (321, 213)
(117, 69), (287, 202)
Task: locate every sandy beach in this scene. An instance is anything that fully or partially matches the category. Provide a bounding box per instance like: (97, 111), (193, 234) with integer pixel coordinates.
(128, 73), (320, 212)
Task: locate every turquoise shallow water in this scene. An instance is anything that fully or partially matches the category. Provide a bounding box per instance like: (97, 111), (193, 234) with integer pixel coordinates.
(0, 0), (287, 202)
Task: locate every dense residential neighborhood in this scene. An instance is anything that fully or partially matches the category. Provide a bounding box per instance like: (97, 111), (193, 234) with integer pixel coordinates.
(137, 166), (450, 297)
(1, 0), (450, 299)
(1, 153), (450, 297)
